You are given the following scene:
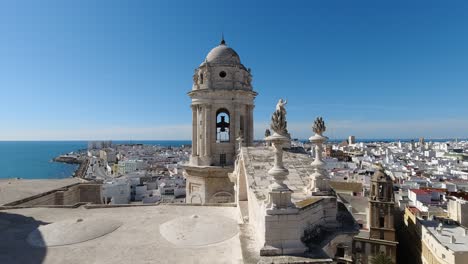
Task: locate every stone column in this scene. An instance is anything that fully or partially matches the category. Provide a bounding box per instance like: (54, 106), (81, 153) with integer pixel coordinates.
(204, 105), (211, 157)
(231, 103), (238, 143)
(197, 106), (202, 157)
(248, 105), (254, 146)
(191, 105), (198, 157)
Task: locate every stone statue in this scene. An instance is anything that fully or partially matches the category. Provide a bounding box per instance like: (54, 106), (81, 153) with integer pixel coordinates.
(193, 72), (199, 87)
(312, 117), (326, 135)
(246, 73), (252, 86)
(276, 99), (287, 115)
(270, 99), (288, 136)
(265, 129), (271, 137)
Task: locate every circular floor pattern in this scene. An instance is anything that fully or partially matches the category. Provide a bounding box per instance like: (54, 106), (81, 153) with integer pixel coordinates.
(159, 214), (238, 247)
(27, 217), (122, 247)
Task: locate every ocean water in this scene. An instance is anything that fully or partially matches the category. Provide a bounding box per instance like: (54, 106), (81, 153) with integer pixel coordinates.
(0, 140), (191, 179)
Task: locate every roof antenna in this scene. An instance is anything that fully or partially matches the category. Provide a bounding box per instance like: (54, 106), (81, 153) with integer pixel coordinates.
(220, 33), (226, 45)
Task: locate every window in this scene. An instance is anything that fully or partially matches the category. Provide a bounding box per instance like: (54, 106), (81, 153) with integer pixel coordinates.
(219, 71), (226, 78)
(379, 183), (384, 198)
(200, 73), (204, 84)
(216, 109), (230, 142)
(336, 247), (345, 257)
(220, 154), (226, 166)
(379, 216), (385, 228)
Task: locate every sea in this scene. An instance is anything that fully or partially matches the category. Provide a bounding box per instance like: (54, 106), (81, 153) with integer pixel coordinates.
(0, 139), (460, 179)
(0, 141), (191, 179)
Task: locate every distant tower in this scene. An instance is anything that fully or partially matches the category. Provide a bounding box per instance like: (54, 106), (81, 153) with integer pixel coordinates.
(353, 165), (398, 263)
(419, 137), (425, 146)
(184, 38), (257, 204)
(348, 135), (356, 145)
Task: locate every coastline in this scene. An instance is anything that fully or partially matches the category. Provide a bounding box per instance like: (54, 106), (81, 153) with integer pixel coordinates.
(53, 155), (89, 179)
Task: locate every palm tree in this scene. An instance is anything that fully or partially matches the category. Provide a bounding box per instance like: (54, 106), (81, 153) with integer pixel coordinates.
(371, 253), (393, 264)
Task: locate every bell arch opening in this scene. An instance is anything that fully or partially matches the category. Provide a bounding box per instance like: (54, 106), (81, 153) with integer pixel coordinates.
(216, 108), (230, 143)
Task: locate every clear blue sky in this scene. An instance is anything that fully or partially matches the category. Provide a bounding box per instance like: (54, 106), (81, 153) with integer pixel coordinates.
(1, 0), (467, 140)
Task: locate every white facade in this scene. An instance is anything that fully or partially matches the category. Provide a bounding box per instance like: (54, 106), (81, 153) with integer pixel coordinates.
(447, 197), (468, 227)
(118, 160), (144, 174)
(420, 219), (468, 264)
(101, 180), (131, 204)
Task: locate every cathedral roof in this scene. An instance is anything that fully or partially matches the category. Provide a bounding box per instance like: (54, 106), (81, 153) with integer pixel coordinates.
(204, 40), (241, 65)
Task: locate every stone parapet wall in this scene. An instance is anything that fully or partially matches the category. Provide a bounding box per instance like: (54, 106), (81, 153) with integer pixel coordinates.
(3, 183), (102, 207)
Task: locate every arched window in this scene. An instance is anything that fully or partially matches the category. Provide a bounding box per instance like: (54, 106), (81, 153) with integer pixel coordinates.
(200, 73), (204, 84)
(216, 109), (230, 142)
(378, 183), (384, 199)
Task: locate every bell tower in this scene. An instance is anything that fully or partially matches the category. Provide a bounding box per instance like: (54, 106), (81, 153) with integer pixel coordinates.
(184, 38), (257, 204)
(353, 165), (398, 263)
(369, 166), (396, 241)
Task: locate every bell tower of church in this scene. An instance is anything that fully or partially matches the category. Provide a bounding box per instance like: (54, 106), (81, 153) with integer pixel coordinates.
(369, 166), (396, 241)
(184, 38), (257, 204)
(353, 165), (398, 263)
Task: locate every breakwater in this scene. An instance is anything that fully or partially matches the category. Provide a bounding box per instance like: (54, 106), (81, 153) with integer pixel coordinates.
(53, 155), (89, 179)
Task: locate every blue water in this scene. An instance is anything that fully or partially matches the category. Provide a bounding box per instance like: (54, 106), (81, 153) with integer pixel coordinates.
(0, 140), (191, 179)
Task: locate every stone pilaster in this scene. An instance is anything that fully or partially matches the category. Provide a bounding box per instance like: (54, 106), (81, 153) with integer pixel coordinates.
(197, 106), (202, 157)
(205, 105), (212, 157)
(230, 103), (236, 143)
(191, 105), (198, 157)
(248, 105), (254, 146)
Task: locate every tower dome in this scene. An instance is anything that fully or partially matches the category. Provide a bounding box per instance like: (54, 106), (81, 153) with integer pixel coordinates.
(192, 38), (252, 91)
(204, 42), (241, 65)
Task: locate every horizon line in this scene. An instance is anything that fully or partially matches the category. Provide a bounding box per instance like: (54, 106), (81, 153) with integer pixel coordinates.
(0, 137), (466, 142)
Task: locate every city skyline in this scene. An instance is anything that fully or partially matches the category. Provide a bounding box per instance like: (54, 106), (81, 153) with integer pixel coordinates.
(1, 0), (468, 140)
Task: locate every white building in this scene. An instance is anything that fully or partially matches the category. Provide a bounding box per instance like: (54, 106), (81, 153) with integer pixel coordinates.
(447, 197), (468, 227)
(420, 219), (468, 264)
(101, 180), (131, 204)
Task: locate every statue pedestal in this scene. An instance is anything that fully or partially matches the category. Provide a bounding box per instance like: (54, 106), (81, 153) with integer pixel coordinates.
(266, 189), (299, 215)
(305, 133), (330, 194)
(265, 133), (296, 212)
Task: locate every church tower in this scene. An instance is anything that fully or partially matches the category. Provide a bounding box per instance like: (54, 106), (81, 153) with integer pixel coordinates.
(369, 167), (396, 241)
(184, 38), (257, 204)
(353, 165), (398, 263)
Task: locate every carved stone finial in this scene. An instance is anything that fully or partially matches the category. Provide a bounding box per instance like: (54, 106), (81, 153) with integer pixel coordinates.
(312, 117), (326, 135)
(270, 99), (288, 136)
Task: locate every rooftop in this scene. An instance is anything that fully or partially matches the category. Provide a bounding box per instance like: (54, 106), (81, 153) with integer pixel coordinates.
(0, 205), (244, 264)
(242, 146), (316, 203)
(421, 219), (468, 253)
(410, 189), (432, 195)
